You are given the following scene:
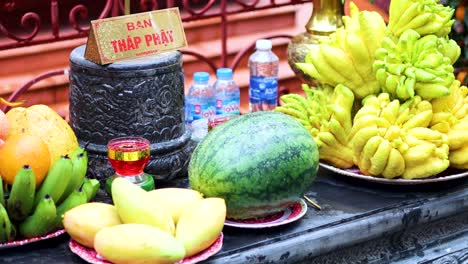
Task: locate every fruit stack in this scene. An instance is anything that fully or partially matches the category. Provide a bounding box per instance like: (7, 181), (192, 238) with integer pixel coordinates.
(0, 104), (99, 243)
(64, 178), (226, 264)
(278, 0), (468, 179)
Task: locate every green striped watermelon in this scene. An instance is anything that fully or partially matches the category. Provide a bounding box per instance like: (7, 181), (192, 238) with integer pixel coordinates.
(188, 111), (319, 220)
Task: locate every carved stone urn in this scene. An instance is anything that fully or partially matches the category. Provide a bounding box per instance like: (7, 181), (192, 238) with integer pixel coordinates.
(69, 45), (192, 185)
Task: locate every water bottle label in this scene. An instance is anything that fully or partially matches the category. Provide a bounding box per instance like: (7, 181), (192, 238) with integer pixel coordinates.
(249, 76), (278, 105)
(216, 98), (240, 115)
(186, 102), (215, 123)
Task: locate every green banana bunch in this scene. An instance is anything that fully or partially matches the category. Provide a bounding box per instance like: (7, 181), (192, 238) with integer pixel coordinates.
(7, 165), (36, 221)
(53, 186), (87, 229)
(431, 81), (468, 169)
(350, 93), (449, 179)
(276, 84), (355, 168)
(34, 155), (73, 206)
(296, 2), (386, 99)
(81, 178), (100, 202)
(59, 146), (88, 204)
(0, 203), (16, 243)
(373, 29), (458, 100)
(19, 194), (56, 238)
(388, 0), (455, 38)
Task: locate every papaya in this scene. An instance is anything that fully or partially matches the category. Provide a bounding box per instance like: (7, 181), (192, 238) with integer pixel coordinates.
(6, 104), (78, 167)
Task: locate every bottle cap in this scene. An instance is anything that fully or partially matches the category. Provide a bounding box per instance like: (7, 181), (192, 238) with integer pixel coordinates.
(256, 39), (272, 50)
(193, 72), (210, 82)
(216, 68), (233, 79)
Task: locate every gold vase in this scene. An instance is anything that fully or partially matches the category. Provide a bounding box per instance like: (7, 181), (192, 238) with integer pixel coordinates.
(287, 0), (344, 86)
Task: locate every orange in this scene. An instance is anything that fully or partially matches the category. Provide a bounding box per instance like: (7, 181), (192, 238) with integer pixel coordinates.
(0, 134), (51, 187)
(0, 110), (8, 141)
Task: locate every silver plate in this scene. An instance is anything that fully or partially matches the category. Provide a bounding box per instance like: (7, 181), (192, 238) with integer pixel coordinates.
(319, 163), (468, 185)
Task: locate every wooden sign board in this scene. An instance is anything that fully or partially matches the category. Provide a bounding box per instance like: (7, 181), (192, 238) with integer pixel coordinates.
(85, 8), (187, 65)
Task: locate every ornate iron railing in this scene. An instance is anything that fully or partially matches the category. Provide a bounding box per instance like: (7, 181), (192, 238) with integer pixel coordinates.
(0, 0), (315, 112)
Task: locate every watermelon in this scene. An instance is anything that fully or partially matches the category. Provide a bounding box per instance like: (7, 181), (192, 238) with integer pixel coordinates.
(188, 111), (319, 219)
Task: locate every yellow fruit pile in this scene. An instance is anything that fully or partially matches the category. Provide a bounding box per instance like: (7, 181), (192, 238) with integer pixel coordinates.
(63, 179), (226, 264)
(279, 0), (467, 179)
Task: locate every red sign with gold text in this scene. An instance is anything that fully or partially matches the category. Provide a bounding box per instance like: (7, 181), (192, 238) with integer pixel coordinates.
(85, 8), (187, 65)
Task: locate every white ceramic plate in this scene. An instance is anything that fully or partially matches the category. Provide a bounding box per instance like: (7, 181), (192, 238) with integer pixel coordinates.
(320, 163), (468, 185)
(224, 199), (307, 229)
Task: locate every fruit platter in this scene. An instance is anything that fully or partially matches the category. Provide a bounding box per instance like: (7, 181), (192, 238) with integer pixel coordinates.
(276, 0), (468, 183)
(0, 103), (99, 247)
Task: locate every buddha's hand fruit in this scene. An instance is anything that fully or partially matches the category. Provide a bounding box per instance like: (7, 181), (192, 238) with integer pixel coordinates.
(388, 0), (455, 38)
(276, 84), (354, 169)
(431, 81), (468, 169)
(296, 2), (386, 99)
(350, 93), (449, 179)
(373, 29), (459, 100)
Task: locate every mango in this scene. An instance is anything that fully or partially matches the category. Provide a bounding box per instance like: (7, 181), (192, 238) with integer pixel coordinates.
(94, 224), (185, 264)
(111, 177), (175, 235)
(147, 188), (203, 224)
(176, 197), (226, 257)
(63, 202), (121, 248)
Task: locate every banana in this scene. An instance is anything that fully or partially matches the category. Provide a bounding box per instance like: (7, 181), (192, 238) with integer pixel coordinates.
(82, 178), (100, 202)
(60, 147), (89, 204)
(19, 195), (56, 238)
(7, 165), (36, 221)
(0, 203), (16, 242)
(34, 155), (73, 207)
(53, 187), (87, 229)
(0, 176), (5, 207)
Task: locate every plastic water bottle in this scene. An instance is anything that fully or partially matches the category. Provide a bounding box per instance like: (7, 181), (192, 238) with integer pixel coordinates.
(185, 72), (216, 125)
(248, 39), (279, 112)
(214, 68), (240, 115)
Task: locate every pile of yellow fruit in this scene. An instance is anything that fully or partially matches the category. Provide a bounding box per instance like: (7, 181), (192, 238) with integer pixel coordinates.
(277, 0), (467, 179)
(64, 178), (226, 264)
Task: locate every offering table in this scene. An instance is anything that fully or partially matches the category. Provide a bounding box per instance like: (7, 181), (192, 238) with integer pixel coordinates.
(2, 167), (467, 264)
